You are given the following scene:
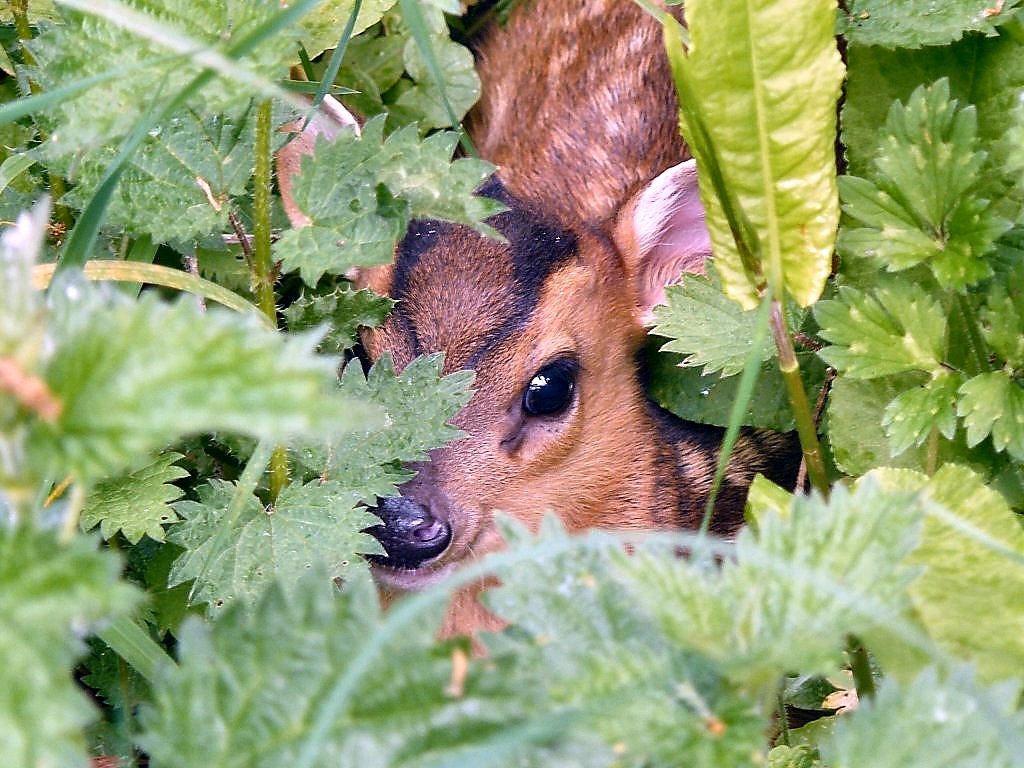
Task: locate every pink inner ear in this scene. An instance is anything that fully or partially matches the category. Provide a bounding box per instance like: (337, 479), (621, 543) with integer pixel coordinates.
(628, 159), (712, 323)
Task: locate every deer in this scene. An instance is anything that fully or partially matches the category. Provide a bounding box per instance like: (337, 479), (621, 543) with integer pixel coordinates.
(278, 0), (801, 637)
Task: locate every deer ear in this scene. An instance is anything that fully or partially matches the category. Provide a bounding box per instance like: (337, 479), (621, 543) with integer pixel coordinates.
(276, 95), (360, 228)
(614, 159), (711, 324)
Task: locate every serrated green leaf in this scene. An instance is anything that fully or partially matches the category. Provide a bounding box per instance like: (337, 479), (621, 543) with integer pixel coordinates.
(839, 0), (1024, 48)
(168, 478), (380, 613)
(65, 105), (256, 242)
(816, 281), (947, 378)
(283, 286), (395, 352)
(624, 478), (923, 687)
(980, 263), (1024, 368)
(841, 36), (1024, 221)
(651, 272), (777, 376)
(874, 465), (1024, 682)
(0, 526), (140, 768)
(881, 370), (963, 455)
(957, 370), (1024, 460)
(276, 117), (500, 285)
(298, 353), (474, 499)
(666, 0), (842, 308)
(81, 452), (188, 543)
(820, 666), (1024, 768)
(838, 80), (1010, 289)
(28, 277), (376, 482)
(140, 568), (521, 768)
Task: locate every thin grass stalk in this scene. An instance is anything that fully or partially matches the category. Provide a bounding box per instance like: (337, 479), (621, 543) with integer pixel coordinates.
(770, 301), (828, 496)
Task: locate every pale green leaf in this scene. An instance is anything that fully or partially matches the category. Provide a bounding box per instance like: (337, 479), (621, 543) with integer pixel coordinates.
(768, 744), (821, 768)
(666, 0), (842, 308)
(81, 452), (188, 543)
(908, 465), (1024, 682)
(957, 371), (1024, 460)
(28, 278), (377, 482)
(815, 282), (947, 378)
(283, 286), (395, 353)
(839, 0), (1024, 48)
(820, 666), (1024, 768)
(881, 370), (963, 455)
(0, 526), (140, 768)
(297, 0), (398, 60)
(838, 80), (1010, 289)
(168, 479), (381, 613)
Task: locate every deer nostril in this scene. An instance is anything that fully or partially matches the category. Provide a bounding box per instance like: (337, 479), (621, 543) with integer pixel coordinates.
(365, 496), (452, 569)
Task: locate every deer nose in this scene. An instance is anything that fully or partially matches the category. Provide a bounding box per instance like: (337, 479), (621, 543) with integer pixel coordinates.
(365, 496), (452, 569)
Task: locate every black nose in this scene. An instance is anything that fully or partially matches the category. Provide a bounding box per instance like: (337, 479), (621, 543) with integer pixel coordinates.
(365, 496), (452, 569)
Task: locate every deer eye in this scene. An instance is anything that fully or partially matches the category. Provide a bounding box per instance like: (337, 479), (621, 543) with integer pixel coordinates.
(522, 359), (578, 417)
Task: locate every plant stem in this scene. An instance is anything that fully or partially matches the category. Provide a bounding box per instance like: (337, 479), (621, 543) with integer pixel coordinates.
(770, 301), (829, 497)
(252, 98), (290, 502)
(845, 635), (875, 700)
(96, 615), (175, 685)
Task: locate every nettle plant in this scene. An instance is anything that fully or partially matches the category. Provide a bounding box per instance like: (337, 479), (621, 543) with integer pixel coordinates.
(1, 0), (1023, 766)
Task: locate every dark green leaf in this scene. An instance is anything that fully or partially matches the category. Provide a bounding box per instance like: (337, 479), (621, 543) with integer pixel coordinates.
(283, 286), (395, 352)
(839, 0), (1024, 47)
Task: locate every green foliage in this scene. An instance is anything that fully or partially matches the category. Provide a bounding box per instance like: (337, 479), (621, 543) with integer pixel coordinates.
(275, 116), (502, 284)
(1, 0), (1024, 765)
(81, 452), (187, 543)
(0, 526), (140, 768)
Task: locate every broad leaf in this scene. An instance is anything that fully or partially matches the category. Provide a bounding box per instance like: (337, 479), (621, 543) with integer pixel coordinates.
(881, 370), (963, 455)
(0, 526), (140, 768)
(81, 452), (188, 544)
(665, 0), (842, 308)
(874, 466), (1024, 683)
(168, 479), (381, 613)
(839, 0), (1024, 48)
(297, 0), (398, 60)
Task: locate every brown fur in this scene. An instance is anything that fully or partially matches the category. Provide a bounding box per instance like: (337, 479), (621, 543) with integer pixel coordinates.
(280, 0), (800, 636)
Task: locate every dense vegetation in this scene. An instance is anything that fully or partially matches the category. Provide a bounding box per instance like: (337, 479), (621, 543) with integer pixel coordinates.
(1, 0), (1022, 766)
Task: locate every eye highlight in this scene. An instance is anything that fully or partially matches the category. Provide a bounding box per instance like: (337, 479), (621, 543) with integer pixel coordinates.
(522, 359), (579, 417)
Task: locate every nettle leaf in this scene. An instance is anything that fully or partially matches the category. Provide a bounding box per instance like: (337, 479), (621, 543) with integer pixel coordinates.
(820, 666), (1024, 768)
(484, 524), (768, 768)
(957, 371), (1024, 460)
(881, 370), (963, 455)
(28, 0), (296, 156)
(815, 281), (946, 378)
(651, 271), (805, 377)
(838, 0), (1024, 47)
(0, 526), (140, 768)
(874, 465), (1024, 682)
(297, 353), (474, 499)
(168, 478), (380, 613)
(29, 278), (375, 482)
(980, 264), (1024, 368)
(838, 80), (1010, 289)
(283, 286), (395, 353)
(275, 116), (500, 285)
(140, 569), (514, 768)
(66, 105), (256, 242)
(81, 452), (188, 544)
(625, 477), (923, 687)
(666, 0), (842, 308)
